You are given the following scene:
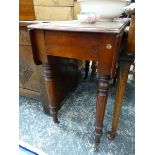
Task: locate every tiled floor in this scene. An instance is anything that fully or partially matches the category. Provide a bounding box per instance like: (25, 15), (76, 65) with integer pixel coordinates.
(19, 76), (135, 155)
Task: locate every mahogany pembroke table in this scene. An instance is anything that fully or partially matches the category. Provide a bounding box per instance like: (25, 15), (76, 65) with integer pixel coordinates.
(28, 18), (129, 144)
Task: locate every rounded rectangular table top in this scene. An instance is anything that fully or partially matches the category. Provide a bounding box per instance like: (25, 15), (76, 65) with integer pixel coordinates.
(27, 18), (130, 33)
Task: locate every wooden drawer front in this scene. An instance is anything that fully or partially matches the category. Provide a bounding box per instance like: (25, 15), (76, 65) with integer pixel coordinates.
(19, 45), (40, 91)
(45, 31), (100, 61)
(19, 30), (31, 45)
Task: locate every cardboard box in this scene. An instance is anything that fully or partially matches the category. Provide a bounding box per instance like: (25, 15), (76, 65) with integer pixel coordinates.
(33, 0), (74, 6)
(34, 6), (73, 20)
(73, 1), (81, 19)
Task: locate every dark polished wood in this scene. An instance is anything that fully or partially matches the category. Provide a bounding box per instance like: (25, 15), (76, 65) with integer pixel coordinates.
(42, 63), (59, 123)
(28, 19), (129, 144)
(95, 75), (110, 143)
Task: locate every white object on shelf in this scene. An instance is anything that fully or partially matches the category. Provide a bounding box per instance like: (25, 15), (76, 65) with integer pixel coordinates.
(77, 13), (99, 23)
(77, 0), (131, 21)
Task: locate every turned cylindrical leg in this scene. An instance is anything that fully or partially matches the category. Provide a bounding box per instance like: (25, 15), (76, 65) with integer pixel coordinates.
(84, 60), (90, 79)
(107, 61), (131, 140)
(95, 75), (110, 143)
(91, 61), (97, 77)
(43, 63), (59, 123)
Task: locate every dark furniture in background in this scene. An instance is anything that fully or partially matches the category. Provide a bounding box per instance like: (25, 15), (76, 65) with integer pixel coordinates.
(19, 0), (35, 21)
(19, 1), (83, 114)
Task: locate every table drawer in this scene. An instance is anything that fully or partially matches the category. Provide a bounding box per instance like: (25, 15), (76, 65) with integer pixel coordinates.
(45, 31), (100, 61)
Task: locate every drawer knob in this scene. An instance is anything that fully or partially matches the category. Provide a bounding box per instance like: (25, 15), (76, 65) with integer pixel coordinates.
(106, 44), (112, 49)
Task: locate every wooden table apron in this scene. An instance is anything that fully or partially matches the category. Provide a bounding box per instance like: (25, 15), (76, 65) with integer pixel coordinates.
(28, 20), (129, 143)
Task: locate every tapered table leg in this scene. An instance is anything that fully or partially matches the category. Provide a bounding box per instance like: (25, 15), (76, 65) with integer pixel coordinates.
(43, 63), (59, 123)
(95, 75), (110, 143)
(84, 61), (90, 79)
(107, 61), (131, 140)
